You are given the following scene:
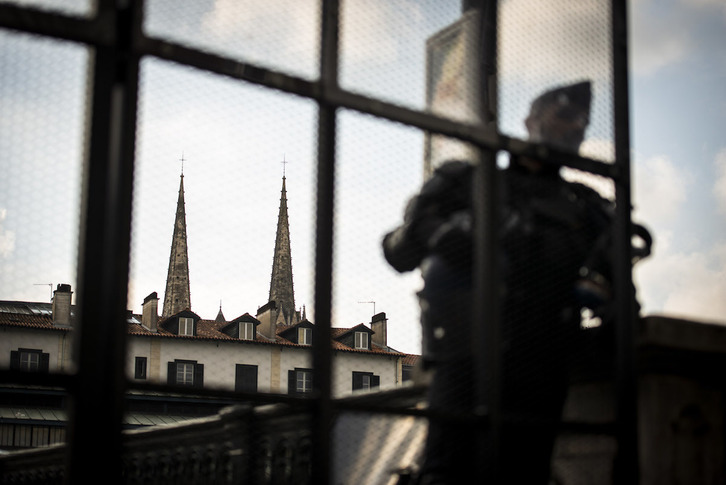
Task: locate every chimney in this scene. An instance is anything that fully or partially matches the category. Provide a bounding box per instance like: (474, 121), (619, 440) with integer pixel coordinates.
(51, 284), (73, 327)
(371, 312), (387, 348)
(256, 300), (277, 340)
(142, 292), (159, 332)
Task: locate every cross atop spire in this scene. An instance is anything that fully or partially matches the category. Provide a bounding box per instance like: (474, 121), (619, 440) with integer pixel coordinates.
(281, 154), (289, 178)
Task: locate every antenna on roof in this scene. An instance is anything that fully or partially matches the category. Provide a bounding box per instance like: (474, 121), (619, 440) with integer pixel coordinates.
(179, 152), (186, 176)
(34, 283), (52, 301)
(358, 300), (376, 316)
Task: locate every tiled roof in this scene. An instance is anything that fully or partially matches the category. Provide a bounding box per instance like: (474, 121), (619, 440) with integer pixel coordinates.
(0, 301), (67, 331)
(402, 354), (420, 367)
(1, 300), (414, 358)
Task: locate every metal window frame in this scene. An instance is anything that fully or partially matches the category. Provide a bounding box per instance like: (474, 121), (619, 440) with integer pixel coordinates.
(0, 0), (637, 483)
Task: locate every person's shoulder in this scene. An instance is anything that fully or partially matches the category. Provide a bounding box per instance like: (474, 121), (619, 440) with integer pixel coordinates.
(433, 160), (473, 178)
(565, 180), (614, 214)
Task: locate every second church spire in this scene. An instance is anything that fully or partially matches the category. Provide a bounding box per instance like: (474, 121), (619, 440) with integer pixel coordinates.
(162, 172), (192, 317)
(268, 175), (297, 325)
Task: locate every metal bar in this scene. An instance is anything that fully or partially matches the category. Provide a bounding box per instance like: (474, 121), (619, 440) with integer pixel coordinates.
(0, 4), (615, 181)
(0, 3), (115, 46)
(469, 1), (502, 479)
(65, 1), (141, 483)
(311, 1), (339, 484)
(611, 0), (639, 483)
(135, 37), (616, 179)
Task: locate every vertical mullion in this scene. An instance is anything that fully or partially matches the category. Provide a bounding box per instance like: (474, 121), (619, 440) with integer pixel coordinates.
(312, 1), (339, 484)
(66, 1), (140, 484)
(469, 0), (502, 479)
(611, 0), (638, 483)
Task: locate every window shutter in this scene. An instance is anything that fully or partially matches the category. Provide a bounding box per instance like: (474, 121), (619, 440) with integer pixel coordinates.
(371, 375), (380, 388)
(288, 370), (295, 394)
(236, 364), (258, 392)
(10, 351), (19, 370)
(40, 352), (50, 373)
(167, 362), (176, 385)
(194, 363), (204, 388)
(352, 372), (363, 391)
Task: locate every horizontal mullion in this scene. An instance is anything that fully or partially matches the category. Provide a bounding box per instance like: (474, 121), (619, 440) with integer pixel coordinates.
(0, 4), (618, 182)
(0, 4), (114, 46)
(137, 36), (616, 180)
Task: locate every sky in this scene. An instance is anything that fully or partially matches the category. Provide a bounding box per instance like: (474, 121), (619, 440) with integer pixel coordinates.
(0, 0), (724, 356)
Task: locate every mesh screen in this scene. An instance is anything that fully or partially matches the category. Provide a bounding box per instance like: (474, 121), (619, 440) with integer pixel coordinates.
(0, 0), (93, 17)
(130, 56), (317, 392)
(0, 27), (86, 452)
(0, 1), (624, 481)
(144, 0), (321, 80)
(0, 29), (86, 371)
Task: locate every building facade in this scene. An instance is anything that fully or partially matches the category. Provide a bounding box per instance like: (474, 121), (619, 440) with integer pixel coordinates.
(0, 172), (416, 450)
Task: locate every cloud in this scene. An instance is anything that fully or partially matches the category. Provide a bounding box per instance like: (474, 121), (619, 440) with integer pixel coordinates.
(630, 0), (693, 76)
(714, 148), (726, 214)
(632, 153), (690, 225)
(630, 0), (726, 76)
(200, 0), (319, 74)
(635, 239), (726, 324)
(0, 209), (15, 258)
(340, 1), (424, 66)
(499, 0), (612, 84)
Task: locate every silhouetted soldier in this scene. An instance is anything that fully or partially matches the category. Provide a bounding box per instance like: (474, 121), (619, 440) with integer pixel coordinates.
(383, 81), (646, 484)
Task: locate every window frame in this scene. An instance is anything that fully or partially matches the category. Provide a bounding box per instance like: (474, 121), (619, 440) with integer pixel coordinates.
(240, 321), (255, 340)
(0, 2), (637, 483)
(20, 350), (40, 372)
(235, 363), (259, 392)
(134, 356), (147, 379)
(289, 367), (313, 395)
(352, 371), (380, 392)
(168, 359), (204, 388)
(178, 317), (194, 336)
(10, 348), (49, 373)
(298, 327), (312, 346)
(354, 331), (369, 350)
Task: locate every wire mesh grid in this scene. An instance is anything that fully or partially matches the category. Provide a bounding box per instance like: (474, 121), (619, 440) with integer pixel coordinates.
(0, 1), (628, 483)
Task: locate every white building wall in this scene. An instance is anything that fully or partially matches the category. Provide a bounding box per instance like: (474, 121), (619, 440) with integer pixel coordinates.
(127, 336), (276, 391)
(0, 327), (72, 372)
(278, 345), (313, 393)
(333, 351), (401, 396)
(123, 336), (403, 397)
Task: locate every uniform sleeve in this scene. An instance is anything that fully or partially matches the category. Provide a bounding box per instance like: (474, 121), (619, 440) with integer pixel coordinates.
(382, 160), (473, 273)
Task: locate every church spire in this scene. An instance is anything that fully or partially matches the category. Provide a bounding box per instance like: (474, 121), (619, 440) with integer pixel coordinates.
(162, 172), (192, 317)
(268, 175), (297, 325)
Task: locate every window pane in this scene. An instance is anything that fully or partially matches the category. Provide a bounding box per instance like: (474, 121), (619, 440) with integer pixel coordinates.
(144, 0), (321, 80)
(127, 57), (316, 400)
(335, 110), (424, 356)
(498, 0), (614, 165)
(340, 1), (463, 111)
(0, 29), (86, 376)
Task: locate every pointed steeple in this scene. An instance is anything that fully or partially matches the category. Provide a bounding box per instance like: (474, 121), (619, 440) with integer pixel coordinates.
(162, 173), (192, 317)
(268, 175), (297, 325)
(215, 301), (226, 323)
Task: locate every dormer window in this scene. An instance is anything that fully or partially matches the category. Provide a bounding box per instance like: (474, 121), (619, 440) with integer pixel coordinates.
(240, 321), (255, 340)
(298, 327), (312, 345)
(354, 331), (369, 350)
(179, 317), (194, 336)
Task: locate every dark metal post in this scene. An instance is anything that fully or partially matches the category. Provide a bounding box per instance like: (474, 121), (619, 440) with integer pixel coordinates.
(611, 0), (639, 483)
(66, 1), (140, 483)
(312, 1), (339, 484)
(466, 0), (502, 480)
